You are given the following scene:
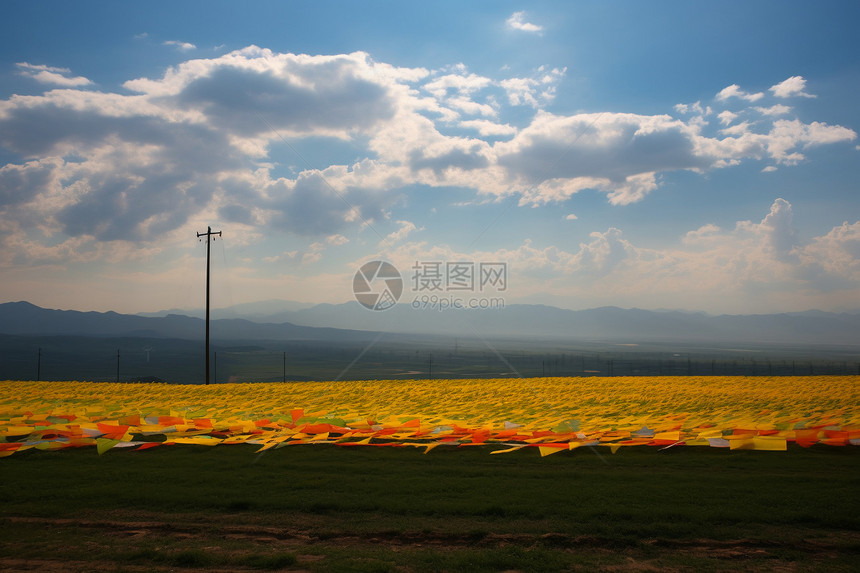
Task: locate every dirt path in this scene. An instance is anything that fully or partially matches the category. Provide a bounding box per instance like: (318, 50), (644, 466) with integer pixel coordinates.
(4, 515), (858, 572)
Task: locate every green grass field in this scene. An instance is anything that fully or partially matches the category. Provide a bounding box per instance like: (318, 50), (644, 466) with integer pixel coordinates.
(2, 444), (859, 572)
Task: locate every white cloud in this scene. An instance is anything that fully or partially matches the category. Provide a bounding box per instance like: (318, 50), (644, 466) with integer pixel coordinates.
(326, 234), (350, 246)
(682, 223), (721, 245)
(798, 220), (860, 284)
(499, 67), (564, 108)
(0, 47), (857, 279)
(719, 121), (752, 136)
(565, 213), (578, 220)
(16, 63), (92, 87)
(754, 104), (792, 116)
(301, 241), (325, 264)
(758, 197), (797, 260)
(0, 48), (438, 250)
(163, 40), (197, 51)
(674, 101), (709, 115)
(765, 119), (857, 165)
(770, 76), (816, 98)
(384, 199), (860, 313)
(715, 84), (764, 102)
(506, 11), (543, 33)
(380, 220), (422, 249)
(262, 250), (298, 264)
(124, 48), (404, 140)
(445, 96), (498, 117)
(424, 72), (492, 99)
(717, 110), (738, 126)
(459, 119), (517, 137)
(497, 111), (706, 205)
(570, 228), (639, 275)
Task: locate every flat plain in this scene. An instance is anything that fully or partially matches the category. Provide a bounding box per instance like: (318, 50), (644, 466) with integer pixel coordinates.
(2, 441), (859, 572)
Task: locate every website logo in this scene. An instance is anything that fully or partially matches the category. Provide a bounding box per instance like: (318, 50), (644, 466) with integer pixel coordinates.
(352, 260), (403, 311)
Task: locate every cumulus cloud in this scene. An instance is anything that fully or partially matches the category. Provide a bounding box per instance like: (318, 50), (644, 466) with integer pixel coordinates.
(770, 76), (816, 98)
(798, 221), (860, 287)
(403, 199), (859, 311)
(16, 63), (92, 87)
(459, 119), (517, 137)
(663, 199), (859, 302)
(424, 71), (493, 99)
(420, 69), (499, 119)
(0, 157), (63, 208)
(753, 197), (797, 260)
(301, 241), (325, 264)
(570, 228), (638, 275)
(506, 11), (543, 33)
(341, 194), (860, 313)
(379, 220), (421, 249)
(764, 119), (857, 165)
(135, 48), (401, 139)
(0, 46), (856, 276)
(682, 223), (721, 245)
(684, 199), (860, 300)
(715, 84), (764, 102)
(674, 101), (709, 115)
(496, 111), (708, 204)
(717, 110), (738, 126)
(754, 104), (792, 116)
(219, 165), (393, 237)
(326, 233), (349, 246)
(500, 67), (564, 107)
(495, 97), (850, 206)
(0, 48), (427, 249)
(163, 40), (196, 51)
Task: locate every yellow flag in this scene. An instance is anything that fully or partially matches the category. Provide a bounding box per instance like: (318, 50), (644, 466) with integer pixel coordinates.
(96, 438), (119, 455)
(729, 436), (787, 451)
(490, 445), (526, 454)
(538, 446), (565, 457)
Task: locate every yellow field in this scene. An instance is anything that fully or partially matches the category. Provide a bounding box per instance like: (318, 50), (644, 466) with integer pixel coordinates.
(1, 376), (858, 457)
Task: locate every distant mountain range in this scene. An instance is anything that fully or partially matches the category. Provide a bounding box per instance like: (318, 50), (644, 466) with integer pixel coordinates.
(0, 301), (373, 342)
(1, 300), (859, 347)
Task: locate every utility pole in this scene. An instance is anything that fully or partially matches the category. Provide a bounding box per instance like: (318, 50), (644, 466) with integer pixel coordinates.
(197, 226), (222, 385)
(37, 348), (41, 381)
(116, 348), (120, 383)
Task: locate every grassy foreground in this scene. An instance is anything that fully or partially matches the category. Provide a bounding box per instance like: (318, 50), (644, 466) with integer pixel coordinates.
(1, 444), (859, 572)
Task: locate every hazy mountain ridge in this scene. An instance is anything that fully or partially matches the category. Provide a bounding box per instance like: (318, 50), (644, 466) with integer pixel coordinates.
(199, 301), (860, 345)
(0, 301), (373, 342)
(2, 300), (860, 346)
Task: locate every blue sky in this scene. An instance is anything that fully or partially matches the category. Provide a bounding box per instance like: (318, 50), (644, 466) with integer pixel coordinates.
(1, 1), (859, 315)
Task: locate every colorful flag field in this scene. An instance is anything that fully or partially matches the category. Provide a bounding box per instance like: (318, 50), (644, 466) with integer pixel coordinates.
(1, 376), (858, 458)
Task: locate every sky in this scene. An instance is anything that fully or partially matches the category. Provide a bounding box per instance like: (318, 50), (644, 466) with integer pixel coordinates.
(1, 1), (859, 316)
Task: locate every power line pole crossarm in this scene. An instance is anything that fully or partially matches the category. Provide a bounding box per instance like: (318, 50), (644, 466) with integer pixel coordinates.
(197, 226), (222, 385)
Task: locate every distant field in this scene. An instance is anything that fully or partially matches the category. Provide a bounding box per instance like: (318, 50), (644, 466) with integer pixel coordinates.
(3, 333), (859, 383)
